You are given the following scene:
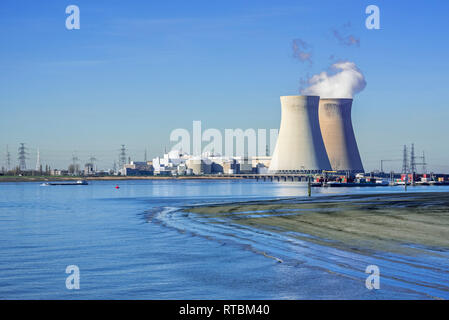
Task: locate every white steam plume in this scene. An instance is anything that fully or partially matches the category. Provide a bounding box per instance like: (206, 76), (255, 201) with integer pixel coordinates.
(301, 61), (366, 98)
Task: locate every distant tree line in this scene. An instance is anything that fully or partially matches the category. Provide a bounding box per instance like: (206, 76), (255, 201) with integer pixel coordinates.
(0, 164), (52, 176)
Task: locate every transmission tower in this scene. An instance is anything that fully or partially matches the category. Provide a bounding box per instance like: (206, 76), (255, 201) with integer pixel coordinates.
(71, 153), (79, 174)
(415, 151), (427, 174)
(6, 145), (11, 171)
(401, 145), (409, 174)
(410, 143), (417, 175)
(421, 151), (427, 174)
(35, 148), (41, 172)
(410, 143), (417, 184)
(18, 143), (27, 171)
(119, 145), (127, 167)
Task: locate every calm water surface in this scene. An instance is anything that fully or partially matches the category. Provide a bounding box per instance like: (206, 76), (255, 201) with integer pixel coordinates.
(0, 180), (448, 299)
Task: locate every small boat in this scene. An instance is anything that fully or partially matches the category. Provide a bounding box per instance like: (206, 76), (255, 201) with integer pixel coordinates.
(41, 180), (88, 186)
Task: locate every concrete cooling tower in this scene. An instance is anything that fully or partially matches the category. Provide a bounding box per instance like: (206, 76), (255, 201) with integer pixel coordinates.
(269, 95), (331, 173)
(318, 98), (364, 173)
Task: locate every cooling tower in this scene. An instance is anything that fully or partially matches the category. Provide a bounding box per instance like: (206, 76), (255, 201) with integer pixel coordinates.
(269, 95), (331, 173)
(318, 98), (364, 173)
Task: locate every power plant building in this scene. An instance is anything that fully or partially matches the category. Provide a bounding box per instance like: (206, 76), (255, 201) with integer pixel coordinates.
(318, 98), (364, 173)
(186, 158), (212, 175)
(269, 96), (332, 173)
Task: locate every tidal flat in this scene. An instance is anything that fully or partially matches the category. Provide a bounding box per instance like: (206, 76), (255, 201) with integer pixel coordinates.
(185, 192), (449, 257)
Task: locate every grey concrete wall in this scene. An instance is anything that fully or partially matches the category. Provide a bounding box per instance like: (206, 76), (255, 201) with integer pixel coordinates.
(318, 98), (364, 172)
(269, 95), (331, 172)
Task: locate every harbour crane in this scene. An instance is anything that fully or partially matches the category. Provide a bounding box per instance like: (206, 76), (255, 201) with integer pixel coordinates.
(380, 159), (401, 173)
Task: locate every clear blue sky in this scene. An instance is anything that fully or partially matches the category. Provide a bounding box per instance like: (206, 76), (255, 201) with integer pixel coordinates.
(1, 0), (448, 172)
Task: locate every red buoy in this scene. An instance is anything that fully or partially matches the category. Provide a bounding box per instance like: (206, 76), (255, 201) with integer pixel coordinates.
(115, 185), (120, 189)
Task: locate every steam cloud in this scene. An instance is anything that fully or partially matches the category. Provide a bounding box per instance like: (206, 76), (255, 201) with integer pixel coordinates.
(292, 39), (312, 64)
(301, 61), (366, 98)
(332, 22), (360, 47)
(333, 29), (360, 47)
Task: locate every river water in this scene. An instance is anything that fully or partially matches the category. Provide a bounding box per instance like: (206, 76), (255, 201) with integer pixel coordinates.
(0, 179), (448, 299)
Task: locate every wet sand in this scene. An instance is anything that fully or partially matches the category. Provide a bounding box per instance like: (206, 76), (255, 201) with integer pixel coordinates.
(186, 192), (449, 256)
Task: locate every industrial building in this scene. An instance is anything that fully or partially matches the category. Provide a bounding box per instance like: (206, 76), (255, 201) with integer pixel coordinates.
(269, 95), (332, 173)
(186, 158), (212, 175)
(318, 98), (364, 173)
(120, 161), (154, 176)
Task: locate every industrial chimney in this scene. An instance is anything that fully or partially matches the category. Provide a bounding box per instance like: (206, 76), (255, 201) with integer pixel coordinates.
(318, 98), (364, 173)
(269, 95), (331, 173)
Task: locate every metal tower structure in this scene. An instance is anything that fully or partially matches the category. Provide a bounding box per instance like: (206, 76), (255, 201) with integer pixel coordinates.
(119, 145), (127, 167)
(144, 149), (147, 162)
(6, 145), (11, 171)
(35, 148), (41, 172)
(401, 145), (409, 174)
(18, 143), (27, 171)
(410, 143), (417, 185)
(410, 143), (417, 175)
(421, 151), (427, 174)
(71, 153), (79, 174)
(413, 150), (427, 174)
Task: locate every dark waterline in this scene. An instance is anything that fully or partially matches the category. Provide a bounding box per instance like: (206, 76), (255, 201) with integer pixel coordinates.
(1, 179), (448, 299)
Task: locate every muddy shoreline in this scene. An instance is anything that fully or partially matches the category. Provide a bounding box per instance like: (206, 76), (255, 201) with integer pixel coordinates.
(185, 192), (449, 256)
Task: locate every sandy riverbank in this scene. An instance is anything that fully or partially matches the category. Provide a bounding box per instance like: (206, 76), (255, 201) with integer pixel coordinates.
(185, 192), (449, 256)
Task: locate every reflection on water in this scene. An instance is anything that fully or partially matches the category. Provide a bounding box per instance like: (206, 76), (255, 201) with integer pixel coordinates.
(0, 179), (448, 299)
